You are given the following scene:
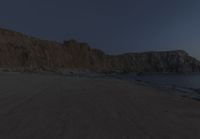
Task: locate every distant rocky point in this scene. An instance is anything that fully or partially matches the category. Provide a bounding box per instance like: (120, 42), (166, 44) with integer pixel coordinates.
(0, 27), (200, 73)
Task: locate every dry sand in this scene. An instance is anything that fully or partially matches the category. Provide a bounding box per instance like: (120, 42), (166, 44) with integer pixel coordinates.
(0, 72), (199, 139)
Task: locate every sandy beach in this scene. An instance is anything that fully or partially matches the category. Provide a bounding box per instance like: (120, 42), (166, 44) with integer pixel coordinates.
(0, 72), (199, 139)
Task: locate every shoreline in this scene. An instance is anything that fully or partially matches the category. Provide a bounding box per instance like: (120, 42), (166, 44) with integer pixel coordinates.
(0, 70), (200, 101)
(108, 73), (200, 101)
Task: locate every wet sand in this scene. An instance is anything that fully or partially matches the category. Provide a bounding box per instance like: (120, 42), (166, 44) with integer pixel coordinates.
(0, 72), (200, 139)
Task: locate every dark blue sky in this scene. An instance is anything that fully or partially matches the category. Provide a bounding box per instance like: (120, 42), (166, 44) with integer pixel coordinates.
(1, 0), (200, 58)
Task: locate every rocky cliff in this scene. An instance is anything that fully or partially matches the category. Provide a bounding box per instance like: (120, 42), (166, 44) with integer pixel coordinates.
(0, 27), (200, 73)
(109, 50), (200, 73)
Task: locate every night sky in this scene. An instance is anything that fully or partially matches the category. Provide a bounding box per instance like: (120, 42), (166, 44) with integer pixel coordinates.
(1, 0), (200, 59)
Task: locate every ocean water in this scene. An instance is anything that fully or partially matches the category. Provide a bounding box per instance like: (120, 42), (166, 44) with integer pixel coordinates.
(116, 73), (200, 100)
(134, 74), (200, 89)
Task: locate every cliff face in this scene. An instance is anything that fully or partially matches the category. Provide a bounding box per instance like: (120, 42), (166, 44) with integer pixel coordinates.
(109, 50), (200, 73)
(0, 28), (108, 71)
(0, 28), (200, 73)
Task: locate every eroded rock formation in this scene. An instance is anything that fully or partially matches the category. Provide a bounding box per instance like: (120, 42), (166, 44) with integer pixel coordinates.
(0, 27), (200, 73)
